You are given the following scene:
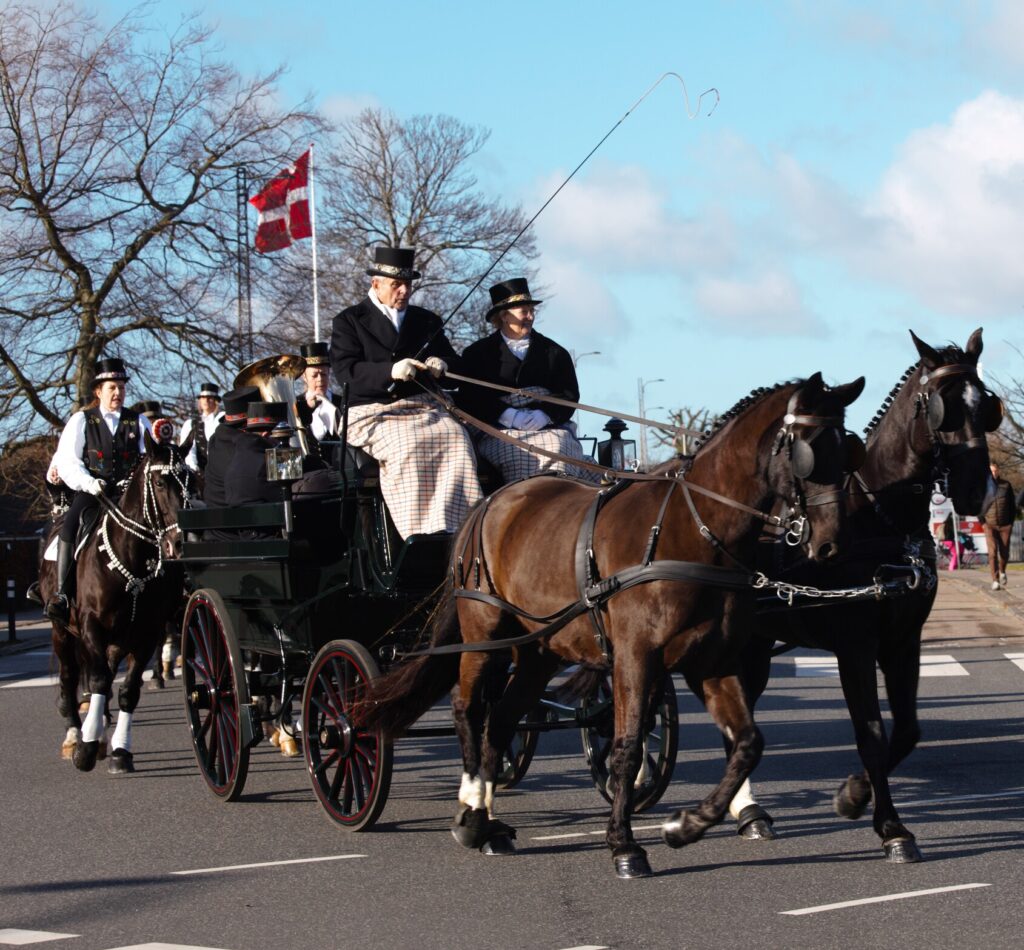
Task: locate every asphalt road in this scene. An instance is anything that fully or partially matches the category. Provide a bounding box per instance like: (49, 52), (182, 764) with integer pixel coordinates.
(3, 572), (1024, 950)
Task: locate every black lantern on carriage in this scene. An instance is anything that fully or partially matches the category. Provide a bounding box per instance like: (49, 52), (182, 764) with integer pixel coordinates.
(597, 418), (636, 471)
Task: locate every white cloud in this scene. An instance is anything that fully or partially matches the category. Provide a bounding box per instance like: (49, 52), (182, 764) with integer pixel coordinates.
(693, 271), (823, 336)
(535, 258), (629, 345)
(320, 93), (381, 124)
(967, 0), (1024, 70)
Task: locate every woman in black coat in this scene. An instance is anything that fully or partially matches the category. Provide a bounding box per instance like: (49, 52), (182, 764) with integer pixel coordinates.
(457, 278), (595, 483)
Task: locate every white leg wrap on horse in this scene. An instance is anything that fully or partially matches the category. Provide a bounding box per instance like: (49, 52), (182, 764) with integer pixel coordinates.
(161, 641), (173, 663)
(111, 711), (133, 751)
(460, 774), (486, 810)
(81, 694), (106, 743)
(484, 780), (495, 817)
(65, 726), (81, 744)
(729, 779), (757, 819)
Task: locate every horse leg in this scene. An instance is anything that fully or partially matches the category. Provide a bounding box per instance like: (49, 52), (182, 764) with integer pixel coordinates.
(605, 649), (657, 879)
(833, 648), (922, 863)
(664, 674), (764, 851)
(73, 659), (112, 773)
(53, 627), (83, 760)
(108, 653), (146, 774)
(727, 637), (777, 840)
(879, 625), (923, 776)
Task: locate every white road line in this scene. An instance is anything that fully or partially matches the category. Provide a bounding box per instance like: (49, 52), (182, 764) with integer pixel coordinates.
(171, 854), (367, 875)
(531, 824), (660, 841)
(0, 931), (79, 946)
(557, 945), (609, 949)
(106, 944), (232, 950)
(792, 656), (839, 677)
(0, 675), (58, 689)
(1005, 652), (1024, 672)
(780, 882), (991, 916)
(919, 654), (968, 676)
(897, 788), (1024, 809)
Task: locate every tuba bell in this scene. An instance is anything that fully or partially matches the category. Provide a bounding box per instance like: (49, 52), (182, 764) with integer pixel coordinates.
(234, 354), (312, 455)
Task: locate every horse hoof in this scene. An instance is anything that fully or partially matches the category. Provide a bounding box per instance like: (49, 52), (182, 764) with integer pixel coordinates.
(614, 852), (653, 879)
(61, 739), (77, 760)
(663, 809), (704, 849)
(72, 740), (99, 772)
(149, 676), (165, 691)
(269, 728), (282, 747)
(108, 749), (135, 774)
(480, 833), (516, 856)
(279, 735), (301, 758)
(451, 806), (489, 850)
(884, 837), (923, 864)
(834, 775), (871, 820)
(737, 804), (777, 840)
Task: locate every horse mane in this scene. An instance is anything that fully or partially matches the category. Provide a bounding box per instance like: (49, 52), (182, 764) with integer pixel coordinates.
(861, 342), (969, 440)
(690, 379), (797, 456)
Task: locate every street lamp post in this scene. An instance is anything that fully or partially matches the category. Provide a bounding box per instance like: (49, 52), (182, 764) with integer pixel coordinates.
(571, 350), (601, 367)
(637, 377), (664, 469)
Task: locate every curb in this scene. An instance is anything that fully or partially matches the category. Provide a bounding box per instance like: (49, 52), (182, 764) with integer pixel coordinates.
(942, 574), (1024, 626)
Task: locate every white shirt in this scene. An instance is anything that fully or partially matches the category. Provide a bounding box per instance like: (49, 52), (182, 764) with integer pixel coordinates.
(180, 411), (224, 472)
(501, 332), (531, 361)
(369, 286), (406, 332)
(54, 409), (154, 493)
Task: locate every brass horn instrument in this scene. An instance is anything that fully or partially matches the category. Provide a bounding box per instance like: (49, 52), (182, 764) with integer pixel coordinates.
(234, 353), (312, 456)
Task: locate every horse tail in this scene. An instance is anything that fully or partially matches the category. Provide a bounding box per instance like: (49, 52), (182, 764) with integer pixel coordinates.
(557, 662), (609, 703)
(357, 587), (461, 738)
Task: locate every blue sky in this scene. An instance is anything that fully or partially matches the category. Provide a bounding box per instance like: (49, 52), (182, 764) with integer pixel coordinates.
(99, 0), (1024, 441)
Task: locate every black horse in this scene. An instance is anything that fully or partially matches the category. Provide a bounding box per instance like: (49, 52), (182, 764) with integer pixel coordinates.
(730, 329), (998, 862)
(38, 430), (194, 773)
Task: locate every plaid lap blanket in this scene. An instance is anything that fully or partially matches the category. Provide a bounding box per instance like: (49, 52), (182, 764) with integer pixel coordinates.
(345, 395), (483, 538)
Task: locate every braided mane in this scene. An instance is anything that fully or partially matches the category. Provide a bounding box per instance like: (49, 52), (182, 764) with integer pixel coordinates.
(691, 380), (795, 455)
(861, 342), (969, 440)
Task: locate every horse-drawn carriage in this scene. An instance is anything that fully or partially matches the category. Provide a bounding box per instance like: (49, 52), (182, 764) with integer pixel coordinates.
(176, 437), (680, 828)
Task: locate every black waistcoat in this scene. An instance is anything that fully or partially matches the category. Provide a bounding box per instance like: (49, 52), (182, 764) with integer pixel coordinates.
(83, 407), (141, 483)
(192, 414), (210, 470)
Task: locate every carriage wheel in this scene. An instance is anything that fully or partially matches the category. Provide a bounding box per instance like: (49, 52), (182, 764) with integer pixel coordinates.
(497, 712), (542, 789)
(302, 640), (393, 831)
(181, 589), (251, 802)
(580, 671), (678, 812)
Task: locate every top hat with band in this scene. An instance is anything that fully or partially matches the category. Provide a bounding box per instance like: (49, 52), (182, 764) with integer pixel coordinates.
(198, 382), (221, 399)
(245, 401), (288, 432)
(222, 385), (259, 426)
(300, 342), (330, 367)
(486, 278), (543, 321)
(366, 246), (420, 280)
(94, 357), (129, 383)
(131, 400), (162, 420)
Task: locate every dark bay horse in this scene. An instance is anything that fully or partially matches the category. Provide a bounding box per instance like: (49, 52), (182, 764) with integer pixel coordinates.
(38, 429), (194, 773)
(362, 372), (864, 878)
(730, 329), (997, 862)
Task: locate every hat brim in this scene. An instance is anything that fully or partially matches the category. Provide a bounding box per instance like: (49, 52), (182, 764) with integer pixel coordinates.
(367, 265), (421, 280)
(94, 373), (129, 383)
(486, 297), (543, 321)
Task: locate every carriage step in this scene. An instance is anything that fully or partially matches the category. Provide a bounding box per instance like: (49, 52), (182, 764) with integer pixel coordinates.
(240, 703), (262, 750)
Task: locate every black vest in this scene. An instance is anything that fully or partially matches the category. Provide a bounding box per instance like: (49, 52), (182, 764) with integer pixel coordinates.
(83, 407), (141, 483)
(192, 414), (211, 470)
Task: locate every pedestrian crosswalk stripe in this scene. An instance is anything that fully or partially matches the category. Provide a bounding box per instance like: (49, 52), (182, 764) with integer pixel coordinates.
(0, 669), (158, 690)
(1005, 653), (1024, 673)
(0, 931), (79, 945)
(791, 654), (968, 677)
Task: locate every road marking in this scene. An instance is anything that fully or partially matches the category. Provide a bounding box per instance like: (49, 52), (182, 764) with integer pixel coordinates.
(1005, 652), (1024, 672)
(0, 669), (156, 690)
(919, 654), (968, 676)
(557, 946), (609, 949)
(0, 931), (79, 945)
(793, 656), (838, 677)
(171, 854), (367, 875)
(780, 882), (990, 916)
(897, 788), (1024, 808)
(106, 945), (232, 950)
(531, 824), (660, 841)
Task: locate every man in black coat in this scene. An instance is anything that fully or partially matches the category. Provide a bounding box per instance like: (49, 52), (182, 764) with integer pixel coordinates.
(328, 246), (482, 538)
(225, 401), (288, 508)
(204, 385), (258, 507)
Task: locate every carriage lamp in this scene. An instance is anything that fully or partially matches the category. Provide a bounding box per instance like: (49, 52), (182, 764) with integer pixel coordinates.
(597, 418), (636, 471)
(265, 445), (304, 483)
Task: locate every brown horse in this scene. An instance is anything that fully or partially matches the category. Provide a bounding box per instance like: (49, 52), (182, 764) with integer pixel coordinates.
(727, 328), (998, 862)
(363, 372), (864, 878)
(38, 430), (194, 773)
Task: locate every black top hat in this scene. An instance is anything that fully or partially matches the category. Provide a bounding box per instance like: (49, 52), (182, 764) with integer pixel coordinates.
(222, 385), (259, 425)
(246, 400), (288, 431)
(94, 357), (129, 383)
(300, 342), (330, 367)
(486, 278), (543, 321)
(366, 246), (420, 280)
(198, 382), (221, 399)
(131, 400), (162, 420)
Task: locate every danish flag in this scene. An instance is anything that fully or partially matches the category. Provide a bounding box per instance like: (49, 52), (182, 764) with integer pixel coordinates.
(249, 150), (312, 253)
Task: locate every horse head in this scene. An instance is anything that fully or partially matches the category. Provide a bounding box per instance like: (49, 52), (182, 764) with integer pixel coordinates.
(909, 328), (997, 515)
(765, 371), (866, 562)
(135, 426), (196, 560)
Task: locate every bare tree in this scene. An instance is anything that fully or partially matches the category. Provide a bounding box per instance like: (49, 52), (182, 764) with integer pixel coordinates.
(259, 107), (538, 351)
(653, 406), (714, 456)
(0, 2), (319, 438)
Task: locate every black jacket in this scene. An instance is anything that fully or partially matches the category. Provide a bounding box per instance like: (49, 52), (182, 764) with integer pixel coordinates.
(456, 330), (579, 427)
(224, 432), (282, 507)
(330, 299), (461, 406)
(204, 424), (244, 507)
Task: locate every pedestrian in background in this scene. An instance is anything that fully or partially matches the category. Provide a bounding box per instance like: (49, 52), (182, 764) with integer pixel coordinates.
(984, 462), (1019, 590)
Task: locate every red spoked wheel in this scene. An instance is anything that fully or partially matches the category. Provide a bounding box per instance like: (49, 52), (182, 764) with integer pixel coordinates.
(181, 589), (251, 802)
(302, 640), (392, 831)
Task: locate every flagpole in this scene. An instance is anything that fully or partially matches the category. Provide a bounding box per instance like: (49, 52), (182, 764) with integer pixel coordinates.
(309, 143), (321, 343)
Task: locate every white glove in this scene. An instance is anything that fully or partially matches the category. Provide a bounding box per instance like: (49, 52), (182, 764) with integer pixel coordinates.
(47, 465), (61, 485)
(424, 356), (447, 378)
(85, 477), (106, 496)
(391, 358), (426, 382)
(498, 408), (518, 429)
(517, 410), (551, 431)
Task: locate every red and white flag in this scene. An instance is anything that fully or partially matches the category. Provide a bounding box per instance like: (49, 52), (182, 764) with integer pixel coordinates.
(249, 150), (313, 253)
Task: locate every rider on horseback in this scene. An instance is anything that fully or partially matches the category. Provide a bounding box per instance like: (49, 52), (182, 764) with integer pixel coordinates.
(45, 357), (154, 624)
